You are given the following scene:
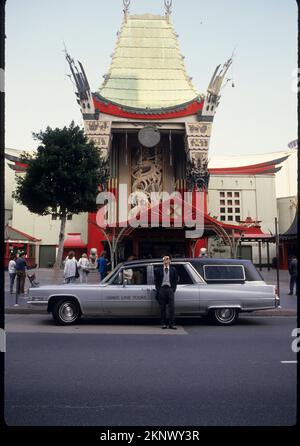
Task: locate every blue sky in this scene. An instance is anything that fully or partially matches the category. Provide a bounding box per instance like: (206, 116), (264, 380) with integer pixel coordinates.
(5, 0), (297, 156)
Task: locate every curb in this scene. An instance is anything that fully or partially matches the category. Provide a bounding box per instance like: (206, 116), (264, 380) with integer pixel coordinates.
(5, 308), (297, 316)
(5, 308), (46, 315)
(241, 309), (297, 317)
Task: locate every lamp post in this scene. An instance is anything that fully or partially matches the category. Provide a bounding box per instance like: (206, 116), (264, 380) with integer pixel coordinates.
(275, 217), (280, 298)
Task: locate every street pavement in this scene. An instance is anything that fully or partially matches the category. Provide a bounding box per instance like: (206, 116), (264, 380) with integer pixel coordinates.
(4, 315), (297, 426)
(4, 266), (297, 315)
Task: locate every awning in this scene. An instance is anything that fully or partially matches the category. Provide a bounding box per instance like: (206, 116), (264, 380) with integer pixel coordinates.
(240, 225), (275, 241)
(5, 225), (41, 243)
(241, 233), (275, 241)
(64, 233), (87, 248)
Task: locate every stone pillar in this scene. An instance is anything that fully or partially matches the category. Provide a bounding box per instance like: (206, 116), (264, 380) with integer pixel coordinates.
(185, 122), (211, 192)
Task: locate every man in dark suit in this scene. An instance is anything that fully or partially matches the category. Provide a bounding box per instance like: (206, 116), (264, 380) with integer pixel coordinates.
(288, 255), (298, 295)
(154, 255), (178, 329)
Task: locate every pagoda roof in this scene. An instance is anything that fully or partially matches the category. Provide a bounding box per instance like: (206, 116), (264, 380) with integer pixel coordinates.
(209, 155), (289, 175)
(98, 13), (201, 110)
(280, 213), (298, 239)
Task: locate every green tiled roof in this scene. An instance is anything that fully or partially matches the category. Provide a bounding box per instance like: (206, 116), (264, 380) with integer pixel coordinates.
(98, 14), (200, 109)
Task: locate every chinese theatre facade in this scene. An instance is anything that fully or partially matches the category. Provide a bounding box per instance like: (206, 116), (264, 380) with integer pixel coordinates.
(65, 0), (246, 264)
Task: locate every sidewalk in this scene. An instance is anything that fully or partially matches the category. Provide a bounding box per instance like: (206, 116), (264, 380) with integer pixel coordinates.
(4, 267), (297, 315)
(5, 268), (101, 313)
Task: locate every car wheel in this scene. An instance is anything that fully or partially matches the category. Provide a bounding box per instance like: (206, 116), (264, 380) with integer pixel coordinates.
(210, 308), (239, 325)
(52, 299), (81, 325)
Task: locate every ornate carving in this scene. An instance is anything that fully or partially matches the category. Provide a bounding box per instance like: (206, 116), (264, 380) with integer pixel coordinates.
(87, 135), (110, 150)
(185, 122), (212, 137)
(186, 137), (209, 151)
(84, 120), (111, 156)
(131, 146), (163, 197)
(84, 120), (111, 135)
(186, 156), (210, 191)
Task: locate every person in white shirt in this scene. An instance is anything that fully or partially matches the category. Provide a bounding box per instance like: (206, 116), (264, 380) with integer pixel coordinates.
(199, 247), (208, 257)
(8, 254), (17, 294)
(64, 251), (78, 284)
(77, 253), (90, 283)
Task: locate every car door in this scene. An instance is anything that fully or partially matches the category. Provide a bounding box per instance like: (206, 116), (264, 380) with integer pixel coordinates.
(101, 265), (152, 316)
(152, 263), (200, 316)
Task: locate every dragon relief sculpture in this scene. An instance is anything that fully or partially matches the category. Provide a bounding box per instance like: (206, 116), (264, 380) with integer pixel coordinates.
(186, 156), (210, 191)
(131, 146), (163, 199)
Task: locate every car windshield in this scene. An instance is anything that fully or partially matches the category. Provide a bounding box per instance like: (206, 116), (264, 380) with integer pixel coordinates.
(100, 263), (123, 284)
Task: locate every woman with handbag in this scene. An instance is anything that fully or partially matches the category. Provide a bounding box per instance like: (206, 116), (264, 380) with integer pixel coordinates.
(64, 251), (78, 284)
(77, 253), (90, 283)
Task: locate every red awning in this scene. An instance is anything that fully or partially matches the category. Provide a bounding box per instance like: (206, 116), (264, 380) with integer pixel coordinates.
(238, 225), (274, 240)
(64, 233), (87, 248)
(242, 233), (274, 239)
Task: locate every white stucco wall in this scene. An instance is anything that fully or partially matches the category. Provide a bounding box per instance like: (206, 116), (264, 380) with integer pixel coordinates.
(6, 148), (88, 248)
(277, 196), (297, 233)
(4, 148), (29, 224)
(208, 173), (277, 264)
(11, 200), (88, 246)
(208, 174), (277, 231)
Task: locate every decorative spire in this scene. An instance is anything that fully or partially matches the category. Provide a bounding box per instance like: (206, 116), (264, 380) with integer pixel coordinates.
(207, 57), (233, 98)
(123, 0), (130, 21)
(164, 0), (172, 21)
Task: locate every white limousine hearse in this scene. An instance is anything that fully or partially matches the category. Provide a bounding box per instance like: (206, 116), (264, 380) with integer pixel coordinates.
(27, 258), (280, 326)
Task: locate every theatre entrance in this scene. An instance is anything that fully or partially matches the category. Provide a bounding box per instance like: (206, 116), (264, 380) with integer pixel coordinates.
(139, 241), (186, 259)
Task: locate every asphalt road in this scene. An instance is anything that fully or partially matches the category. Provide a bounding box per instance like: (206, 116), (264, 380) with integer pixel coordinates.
(4, 315), (297, 427)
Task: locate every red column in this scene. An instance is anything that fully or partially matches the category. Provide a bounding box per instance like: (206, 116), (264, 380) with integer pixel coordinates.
(203, 187), (208, 214)
(87, 212), (106, 257)
(4, 242), (9, 267)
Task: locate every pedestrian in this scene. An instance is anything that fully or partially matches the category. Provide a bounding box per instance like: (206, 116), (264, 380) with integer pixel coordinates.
(77, 253), (90, 283)
(15, 252), (27, 294)
(97, 250), (109, 282)
(64, 251), (78, 284)
(288, 255), (298, 295)
(8, 253), (17, 294)
(199, 247), (208, 257)
(154, 255), (178, 329)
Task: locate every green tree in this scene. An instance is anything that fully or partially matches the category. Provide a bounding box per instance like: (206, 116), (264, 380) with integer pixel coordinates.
(14, 122), (107, 269)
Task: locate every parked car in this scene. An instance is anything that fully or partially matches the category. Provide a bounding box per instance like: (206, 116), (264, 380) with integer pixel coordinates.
(27, 258), (280, 326)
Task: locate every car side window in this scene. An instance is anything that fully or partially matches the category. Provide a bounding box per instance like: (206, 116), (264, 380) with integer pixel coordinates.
(153, 264), (193, 285)
(203, 265), (245, 281)
(113, 266), (148, 285)
(172, 265), (194, 284)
